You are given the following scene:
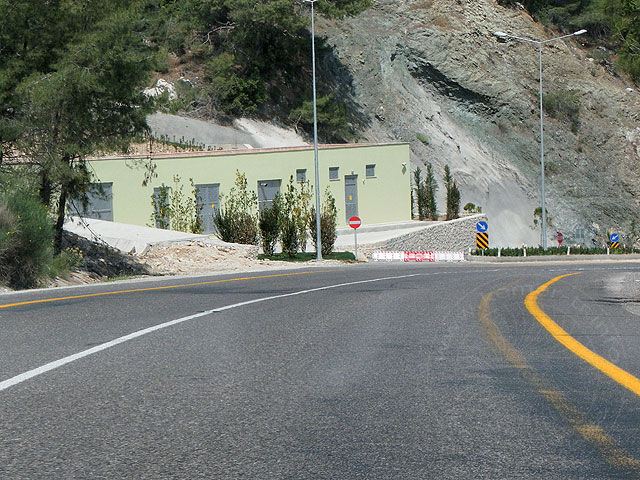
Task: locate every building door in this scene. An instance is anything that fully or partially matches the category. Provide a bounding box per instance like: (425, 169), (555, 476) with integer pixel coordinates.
(344, 175), (358, 221)
(196, 183), (220, 234)
(70, 183), (113, 221)
(257, 179), (281, 210)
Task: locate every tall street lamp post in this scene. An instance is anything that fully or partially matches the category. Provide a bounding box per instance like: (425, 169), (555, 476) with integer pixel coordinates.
(299, 0), (323, 260)
(494, 29), (586, 249)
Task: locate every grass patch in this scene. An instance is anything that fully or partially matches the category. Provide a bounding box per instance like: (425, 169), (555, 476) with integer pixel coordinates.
(259, 251), (356, 262)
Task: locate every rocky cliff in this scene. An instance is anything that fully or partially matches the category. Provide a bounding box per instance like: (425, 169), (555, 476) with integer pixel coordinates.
(316, 0), (640, 247)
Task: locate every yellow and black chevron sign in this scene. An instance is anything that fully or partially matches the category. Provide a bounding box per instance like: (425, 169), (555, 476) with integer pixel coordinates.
(476, 232), (489, 249)
(611, 241), (619, 249)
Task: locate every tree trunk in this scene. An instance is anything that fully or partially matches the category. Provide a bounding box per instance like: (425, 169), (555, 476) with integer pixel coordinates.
(39, 170), (52, 207)
(54, 185), (67, 254)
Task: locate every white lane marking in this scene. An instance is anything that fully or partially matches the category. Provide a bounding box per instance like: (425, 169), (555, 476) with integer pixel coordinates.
(0, 273), (422, 392)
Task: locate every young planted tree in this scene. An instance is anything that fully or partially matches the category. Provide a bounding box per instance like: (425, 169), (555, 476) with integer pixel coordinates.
(259, 193), (281, 256)
(214, 170), (259, 245)
(413, 167), (426, 220)
(280, 176), (300, 257)
(413, 164), (438, 220)
(444, 165), (461, 220)
(423, 162), (438, 220)
(309, 188), (338, 256)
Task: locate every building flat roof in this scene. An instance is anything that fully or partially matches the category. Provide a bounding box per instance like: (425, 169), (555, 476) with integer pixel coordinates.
(90, 142), (409, 161)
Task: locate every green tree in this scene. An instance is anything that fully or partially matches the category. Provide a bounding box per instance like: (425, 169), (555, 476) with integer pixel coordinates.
(0, 1), (155, 252)
(141, 0), (371, 126)
(423, 163), (438, 220)
(444, 165), (460, 220)
(413, 167), (426, 220)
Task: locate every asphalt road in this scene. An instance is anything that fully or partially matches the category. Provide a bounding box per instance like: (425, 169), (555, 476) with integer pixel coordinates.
(2, 262), (640, 478)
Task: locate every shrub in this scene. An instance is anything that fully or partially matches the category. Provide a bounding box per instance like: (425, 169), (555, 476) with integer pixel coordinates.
(309, 188), (338, 256)
(0, 191), (54, 289)
(416, 133), (430, 145)
(543, 89), (581, 133)
(463, 202), (482, 214)
(213, 170), (258, 245)
(280, 177), (300, 257)
(259, 194), (281, 256)
(280, 216), (299, 257)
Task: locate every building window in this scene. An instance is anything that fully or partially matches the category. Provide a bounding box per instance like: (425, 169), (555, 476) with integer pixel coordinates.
(329, 167), (339, 180)
(296, 169), (307, 183)
(70, 183), (114, 221)
(366, 164), (376, 177)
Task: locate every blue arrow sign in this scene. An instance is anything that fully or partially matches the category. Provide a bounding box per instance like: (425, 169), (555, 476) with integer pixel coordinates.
(476, 221), (488, 233)
(610, 233), (619, 243)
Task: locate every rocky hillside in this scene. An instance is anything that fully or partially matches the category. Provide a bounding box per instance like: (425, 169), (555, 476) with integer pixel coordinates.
(313, 0), (640, 246)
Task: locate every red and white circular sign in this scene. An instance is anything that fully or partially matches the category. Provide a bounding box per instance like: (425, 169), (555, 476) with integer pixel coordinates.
(348, 216), (362, 229)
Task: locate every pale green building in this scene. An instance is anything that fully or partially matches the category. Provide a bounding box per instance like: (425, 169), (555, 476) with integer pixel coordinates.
(77, 143), (411, 232)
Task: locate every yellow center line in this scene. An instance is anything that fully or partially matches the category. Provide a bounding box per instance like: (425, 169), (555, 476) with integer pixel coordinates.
(0, 271), (328, 310)
(525, 273), (640, 397)
(481, 278), (640, 474)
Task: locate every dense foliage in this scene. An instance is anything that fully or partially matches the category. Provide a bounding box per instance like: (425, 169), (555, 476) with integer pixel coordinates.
(0, 1), (156, 252)
(497, 0), (640, 82)
(0, 189), (54, 289)
(140, 0), (371, 139)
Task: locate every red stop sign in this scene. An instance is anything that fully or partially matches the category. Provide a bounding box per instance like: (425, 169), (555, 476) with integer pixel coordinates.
(349, 216), (362, 229)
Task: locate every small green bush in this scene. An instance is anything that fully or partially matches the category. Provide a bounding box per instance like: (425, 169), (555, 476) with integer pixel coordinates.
(543, 89), (581, 133)
(280, 216), (299, 258)
(416, 133), (430, 145)
(259, 195), (281, 256)
(279, 177), (301, 258)
(0, 191), (54, 289)
(309, 188), (338, 256)
(213, 171), (259, 245)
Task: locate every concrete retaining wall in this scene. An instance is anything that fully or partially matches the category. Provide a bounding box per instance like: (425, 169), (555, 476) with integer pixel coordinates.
(362, 214), (488, 254)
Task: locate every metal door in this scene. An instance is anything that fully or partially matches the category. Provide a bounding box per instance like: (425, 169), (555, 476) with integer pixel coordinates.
(196, 183), (220, 234)
(344, 175), (358, 221)
(71, 183), (113, 221)
(257, 179), (281, 210)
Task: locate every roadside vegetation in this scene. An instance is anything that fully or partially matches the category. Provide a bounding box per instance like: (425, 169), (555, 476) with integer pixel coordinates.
(497, 0), (640, 83)
(216, 171), (338, 258)
(259, 252), (355, 262)
(471, 246), (640, 256)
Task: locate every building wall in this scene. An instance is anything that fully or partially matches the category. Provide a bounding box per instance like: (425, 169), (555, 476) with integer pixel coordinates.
(85, 143), (411, 228)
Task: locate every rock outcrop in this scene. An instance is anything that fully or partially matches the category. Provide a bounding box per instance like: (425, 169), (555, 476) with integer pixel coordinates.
(318, 0), (640, 246)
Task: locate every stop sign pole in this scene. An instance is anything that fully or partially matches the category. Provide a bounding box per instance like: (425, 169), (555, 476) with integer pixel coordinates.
(349, 216), (361, 260)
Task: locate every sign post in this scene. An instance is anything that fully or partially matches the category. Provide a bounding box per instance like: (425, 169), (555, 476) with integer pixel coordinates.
(476, 221), (489, 251)
(349, 216), (362, 260)
(610, 233), (620, 249)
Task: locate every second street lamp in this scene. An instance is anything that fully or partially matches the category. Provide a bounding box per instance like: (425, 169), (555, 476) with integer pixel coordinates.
(494, 29), (586, 249)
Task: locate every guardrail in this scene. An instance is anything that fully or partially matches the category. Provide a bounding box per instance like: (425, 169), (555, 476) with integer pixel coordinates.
(371, 251), (465, 262)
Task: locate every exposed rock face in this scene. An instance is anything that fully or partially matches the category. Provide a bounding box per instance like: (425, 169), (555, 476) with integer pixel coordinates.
(319, 0), (640, 246)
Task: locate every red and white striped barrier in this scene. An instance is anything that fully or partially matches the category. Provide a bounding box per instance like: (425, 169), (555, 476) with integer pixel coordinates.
(371, 251), (465, 262)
